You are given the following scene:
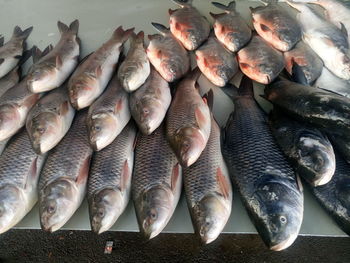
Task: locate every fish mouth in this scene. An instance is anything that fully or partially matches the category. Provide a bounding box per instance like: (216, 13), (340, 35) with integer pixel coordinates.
(269, 232), (298, 251)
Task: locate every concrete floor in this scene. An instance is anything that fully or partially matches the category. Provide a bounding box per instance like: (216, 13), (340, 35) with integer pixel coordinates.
(0, 230), (349, 263)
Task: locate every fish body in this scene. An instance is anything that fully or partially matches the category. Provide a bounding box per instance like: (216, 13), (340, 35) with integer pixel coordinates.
(169, 0), (210, 50)
(251, 0), (301, 51)
(222, 77), (303, 251)
(195, 35), (238, 87)
(237, 35), (284, 84)
(0, 26), (33, 78)
(287, 1), (350, 80)
(87, 74), (130, 151)
(68, 26), (133, 109)
(284, 41), (323, 85)
(38, 110), (93, 232)
(132, 124), (182, 239)
(26, 85), (75, 154)
(314, 67), (350, 98)
(265, 79), (350, 139)
(27, 20), (80, 93)
(166, 68), (211, 168)
(88, 122), (136, 234)
(146, 23), (190, 82)
(183, 117), (232, 244)
(328, 135), (350, 164)
(309, 152), (350, 235)
(0, 80), (41, 141)
(117, 31), (150, 92)
(0, 130), (47, 234)
(130, 66), (171, 135)
(210, 1), (252, 52)
(269, 110), (335, 186)
(0, 66), (20, 97)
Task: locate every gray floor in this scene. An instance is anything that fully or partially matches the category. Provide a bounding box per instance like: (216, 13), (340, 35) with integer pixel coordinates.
(0, 230), (349, 263)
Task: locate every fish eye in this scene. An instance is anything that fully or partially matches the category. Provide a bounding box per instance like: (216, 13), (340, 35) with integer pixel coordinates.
(98, 210), (104, 218)
(143, 108), (149, 114)
(280, 215), (287, 224)
(148, 210), (157, 220)
(47, 205), (56, 214)
(94, 125), (101, 132)
(37, 127), (46, 134)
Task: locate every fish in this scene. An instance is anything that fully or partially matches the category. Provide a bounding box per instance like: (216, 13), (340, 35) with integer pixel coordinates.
(132, 123), (182, 240)
(250, 0), (301, 51)
(309, 152), (350, 235)
(0, 79), (41, 141)
(129, 66), (171, 135)
(0, 139), (9, 156)
(183, 117), (232, 244)
(146, 23), (190, 82)
(195, 34), (238, 87)
(269, 109), (335, 186)
(26, 85), (75, 154)
(287, 1), (350, 80)
(284, 41), (323, 85)
(68, 26), (133, 110)
(169, 0), (210, 50)
(38, 110), (93, 232)
(88, 122), (136, 234)
(237, 35), (284, 84)
(26, 20), (80, 93)
(221, 76), (304, 251)
(264, 78), (350, 139)
(0, 25), (33, 78)
(314, 67), (350, 98)
(87, 74), (130, 151)
(117, 31), (150, 92)
(0, 66), (20, 98)
(166, 68), (211, 168)
(328, 135), (350, 164)
(210, 1), (252, 52)
(0, 129), (47, 234)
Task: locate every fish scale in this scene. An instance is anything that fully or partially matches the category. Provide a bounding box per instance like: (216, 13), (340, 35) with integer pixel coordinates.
(222, 77), (303, 251)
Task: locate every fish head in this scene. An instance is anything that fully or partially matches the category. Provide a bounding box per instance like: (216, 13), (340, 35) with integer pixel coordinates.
(27, 65), (57, 92)
(89, 188), (123, 234)
(159, 60), (180, 82)
(138, 185), (173, 239)
(0, 104), (20, 141)
(0, 185), (24, 234)
(173, 127), (206, 167)
(296, 134), (336, 186)
(69, 76), (99, 110)
(253, 175), (303, 251)
(88, 112), (117, 151)
(133, 98), (162, 135)
(27, 112), (61, 154)
(192, 194), (230, 244)
(40, 178), (79, 232)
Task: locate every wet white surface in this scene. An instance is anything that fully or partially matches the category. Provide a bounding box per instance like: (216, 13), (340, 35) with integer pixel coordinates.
(0, 0), (346, 236)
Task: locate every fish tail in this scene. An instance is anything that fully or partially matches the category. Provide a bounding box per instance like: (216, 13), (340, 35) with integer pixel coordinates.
(212, 1), (236, 11)
(113, 26), (135, 43)
(151, 22), (169, 35)
(171, 0), (193, 7)
(188, 67), (202, 82)
(130, 31), (144, 44)
(238, 75), (254, 97)
(69, 19), (79, 35)
(220, 83), (239, 101)
(13, 26), (33, 40)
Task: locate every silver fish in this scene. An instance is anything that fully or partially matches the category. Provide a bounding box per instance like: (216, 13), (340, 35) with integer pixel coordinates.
(314, 67), (350, 98)
(26, 85), (75, 154)
(0, 26), (33, 78)
(284, 41), (323, 85)
(146, 23), (190, 82)
(129, 66), (171, 135)
(68, 26), (133, 110)
(39, 110), (93, 232)
(195, 34), (238, 87)
(237, 34), (284, 84)
(250, 0), (301, 51)
(87, 74), (131, 151)
(183, 117), (232, 244)
(210, 1), (252, 52)
(0, 66), (20, 97)
(27, 20), (80, 93)
(117, 31), (150, 92)
(88, 122), (136, 234)
(132, 123), (182, 239)
(169, 0), (210, 50)
(0, 129), (47, 234)
(287, 1), (350, 80)
(166, 68), (211, 168)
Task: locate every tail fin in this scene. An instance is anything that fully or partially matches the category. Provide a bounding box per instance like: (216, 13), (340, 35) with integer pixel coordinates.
(221, 83), (239, 101)
(69, 19), (79, 35)
(32, 46), (42, 64)
(57, 21), (69, 34)
(188, 67), (202, 82)
(13, 26), (33, 40)
(131, 31), (144, 45)
(171, 0), (193, 7)
(18, 46), (34, 66)
(113, 26), (135, 42)
(151, 22), (169, 35)
(212, 1), (236, 12)
(238, 75), (254, 96)
(291, 60), (308, 85)
(0, 35), (4, 47)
